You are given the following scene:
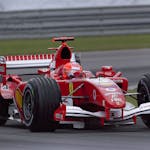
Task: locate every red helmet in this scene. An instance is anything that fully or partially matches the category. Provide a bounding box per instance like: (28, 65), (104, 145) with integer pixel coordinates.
(63, 62), (83, 79)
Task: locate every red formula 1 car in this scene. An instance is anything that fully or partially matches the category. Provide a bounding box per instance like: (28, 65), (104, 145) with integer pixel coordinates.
(0, 37), (150, 132)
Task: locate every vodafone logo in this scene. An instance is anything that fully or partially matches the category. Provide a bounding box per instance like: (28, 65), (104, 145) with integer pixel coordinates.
(105, 88), (116, 92)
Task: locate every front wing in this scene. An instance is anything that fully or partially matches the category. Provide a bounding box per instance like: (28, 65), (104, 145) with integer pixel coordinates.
(54, 102), (150, 128)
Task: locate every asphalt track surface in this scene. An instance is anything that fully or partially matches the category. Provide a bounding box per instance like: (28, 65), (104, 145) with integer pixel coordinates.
(2, 49), (150, 150)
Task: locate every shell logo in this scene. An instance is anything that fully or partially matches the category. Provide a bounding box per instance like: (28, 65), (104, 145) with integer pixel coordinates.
(93, 89), (97, 101)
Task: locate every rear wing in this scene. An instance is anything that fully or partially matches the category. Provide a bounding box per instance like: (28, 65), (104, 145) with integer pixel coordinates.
(5, 53), (77, 69)
(5, 54), (52, 68)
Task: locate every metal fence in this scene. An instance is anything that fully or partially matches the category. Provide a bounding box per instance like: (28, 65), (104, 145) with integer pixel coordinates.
(0, 5), (150, 39)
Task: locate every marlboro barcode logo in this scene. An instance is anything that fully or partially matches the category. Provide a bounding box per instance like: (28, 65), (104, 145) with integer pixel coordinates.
(5, 54), (52, 61)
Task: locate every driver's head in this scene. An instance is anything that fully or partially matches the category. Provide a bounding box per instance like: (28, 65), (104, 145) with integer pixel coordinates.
(63, 62), (83, 79)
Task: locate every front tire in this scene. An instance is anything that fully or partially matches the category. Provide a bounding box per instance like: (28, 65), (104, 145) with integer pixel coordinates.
(137, 73), (150, 128)
(23, 76), (61, 132)
(0, 96), (9, 126)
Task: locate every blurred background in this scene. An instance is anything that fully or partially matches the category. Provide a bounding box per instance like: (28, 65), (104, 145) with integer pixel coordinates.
(1, 0), (150, 39)
(1, 0), (150, 11)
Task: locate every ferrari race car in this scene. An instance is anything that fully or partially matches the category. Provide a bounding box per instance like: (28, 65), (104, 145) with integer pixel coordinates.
(0, 36), (150, 132)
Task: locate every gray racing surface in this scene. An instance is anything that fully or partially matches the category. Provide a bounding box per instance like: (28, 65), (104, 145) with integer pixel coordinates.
(0, 119), (150, 150)
(2, 49), (150, 150)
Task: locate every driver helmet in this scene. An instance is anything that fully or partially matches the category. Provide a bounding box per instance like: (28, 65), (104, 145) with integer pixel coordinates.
(62, 62), (83, 79)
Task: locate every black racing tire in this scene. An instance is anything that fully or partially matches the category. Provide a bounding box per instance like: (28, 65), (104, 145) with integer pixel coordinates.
(23, 76), (61, 132)
(0, 96), (9, 126)
(137, 73), (150, 128)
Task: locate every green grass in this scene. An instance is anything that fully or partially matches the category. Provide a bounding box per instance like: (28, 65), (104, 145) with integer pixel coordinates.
(126, 89), (138, 107)
(0, 34), (150, 55)
(126, 96), (138, 107)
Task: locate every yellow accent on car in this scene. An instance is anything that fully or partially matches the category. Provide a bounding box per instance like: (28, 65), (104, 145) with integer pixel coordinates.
(69, 82), (73, 95)
(15, 89), (22, 109)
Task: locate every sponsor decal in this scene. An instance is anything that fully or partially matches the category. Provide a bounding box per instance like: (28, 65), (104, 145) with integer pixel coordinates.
(1, 85), (12, 99)
(111, 94), (122, 105)
(0, 66), (4, 72)
(99, 82), (113, 87)
(55, 113), (63, 120)
(87, 77), (113, 85)
(93, 89), (97, 101)
(105, 92), (122, 96)
(102, 100), (105, 107)
(114, 79), (123, 83)
(1, 85), (9, 90)
(105, 88), (116, 92)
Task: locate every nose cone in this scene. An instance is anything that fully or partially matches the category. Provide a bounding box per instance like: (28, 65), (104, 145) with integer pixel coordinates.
(104, 92), (126, 108)
(86, 77), (126, 109)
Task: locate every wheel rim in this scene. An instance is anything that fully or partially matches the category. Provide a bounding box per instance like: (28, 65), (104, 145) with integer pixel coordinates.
(23, 89), (34, 124)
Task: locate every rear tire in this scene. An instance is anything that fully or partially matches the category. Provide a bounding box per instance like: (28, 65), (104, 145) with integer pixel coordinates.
(0, 96), (9, 126)
(137, 73), (150, 128)
(23, 76), (61, 132)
